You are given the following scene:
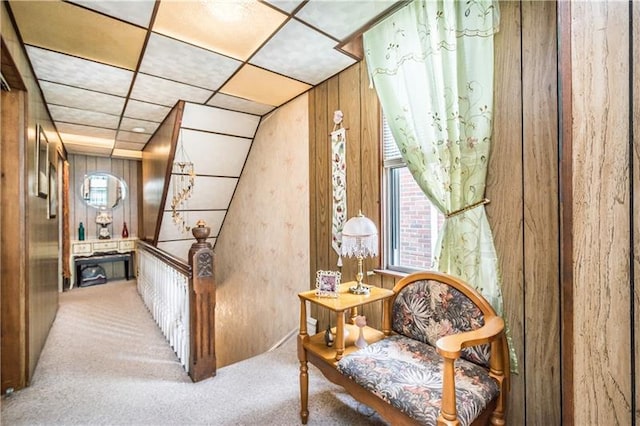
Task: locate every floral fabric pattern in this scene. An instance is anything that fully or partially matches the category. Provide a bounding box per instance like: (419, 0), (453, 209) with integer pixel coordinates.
(363, 0), (517, 373)
(392, 279), (490, 367)
(330, 128), (347, 267)
(337, 335), (499, 426)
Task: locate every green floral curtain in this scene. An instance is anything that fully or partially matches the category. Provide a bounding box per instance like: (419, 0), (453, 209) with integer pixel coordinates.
(364, 0), (517, 371)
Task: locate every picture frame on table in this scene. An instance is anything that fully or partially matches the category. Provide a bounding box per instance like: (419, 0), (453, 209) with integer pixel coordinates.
(315, 270), (341, 298)
(48, 162), (57, 219)
(35, 124), (48, 199)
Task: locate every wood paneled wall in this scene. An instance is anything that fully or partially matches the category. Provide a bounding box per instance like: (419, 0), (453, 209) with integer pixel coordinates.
(308, 61), (396, 333)
(634, 1), (639, 420)
(68, 155), (140, 243)
(1, 87), (28, 393)
(309, 2), (564, 424)
(490, 1), (562, 423)
(1, 1), (62, 389)
(141, 102), (183, 243)
(564, 1), (635, 423)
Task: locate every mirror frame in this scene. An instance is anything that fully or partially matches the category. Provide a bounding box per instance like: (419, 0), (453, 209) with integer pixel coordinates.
(79, 172), (128, 210)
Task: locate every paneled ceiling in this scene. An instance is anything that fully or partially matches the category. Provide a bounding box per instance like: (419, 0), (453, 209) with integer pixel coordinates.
(7, 0), (402, 159)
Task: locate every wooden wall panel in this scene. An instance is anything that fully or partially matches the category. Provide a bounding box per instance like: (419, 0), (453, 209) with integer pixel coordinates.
(308, 88), (317, 295)
(1, 88), (28, 393)
(310, 81), (329, 329)
(489, 1), (525, 423)
(3, 2), (61, 384)
(141, 102), (183, 243)
(67, 154), (140, 280)
(634, 1), (639, 419)
(327, 77), (341, 270)
(309, 62), (382, 332)
(570, 1), (632, 423)
(339, 65), (362, 289)
(521, 1), (561, 423)
(360, 61), (382, 288)
(68, 155), (140, 242)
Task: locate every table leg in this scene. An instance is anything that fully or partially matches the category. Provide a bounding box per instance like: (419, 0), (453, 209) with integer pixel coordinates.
(299, 358), (309, 424)
(335, 310), (345, 361)
(297, 299), (309, 424)
(124, 257), (130, 280)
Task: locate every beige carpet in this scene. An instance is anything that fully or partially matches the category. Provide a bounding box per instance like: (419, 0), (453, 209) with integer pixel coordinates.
(1, 280), (386, 426)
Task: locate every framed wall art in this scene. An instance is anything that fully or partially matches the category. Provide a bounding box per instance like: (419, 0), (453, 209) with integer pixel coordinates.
(35, 124), (48, 198)
(48, 162), (57, 219)
(315, 270), (341, 298)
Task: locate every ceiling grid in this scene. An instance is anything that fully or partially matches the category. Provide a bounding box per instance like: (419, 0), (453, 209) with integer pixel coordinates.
(7, 0), (402, 159)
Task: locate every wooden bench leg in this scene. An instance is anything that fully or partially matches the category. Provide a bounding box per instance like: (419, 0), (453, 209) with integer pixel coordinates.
(299, 359), (309, 424)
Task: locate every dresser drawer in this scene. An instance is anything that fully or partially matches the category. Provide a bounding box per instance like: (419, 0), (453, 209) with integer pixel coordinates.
(72, 243), (92, 255)
(92, 241), (118, 251)
(119, 240), (135, 251)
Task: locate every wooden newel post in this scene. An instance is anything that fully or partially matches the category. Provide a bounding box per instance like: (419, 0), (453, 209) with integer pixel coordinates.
(188, 219), (216, 381)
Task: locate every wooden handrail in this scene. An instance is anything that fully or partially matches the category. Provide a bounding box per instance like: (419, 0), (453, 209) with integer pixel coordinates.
(137, 239), (192, 276)
(136, 228), (216, 383)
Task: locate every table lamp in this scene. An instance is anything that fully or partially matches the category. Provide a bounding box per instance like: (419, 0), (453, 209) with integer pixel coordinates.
(341, 211), (378, 295)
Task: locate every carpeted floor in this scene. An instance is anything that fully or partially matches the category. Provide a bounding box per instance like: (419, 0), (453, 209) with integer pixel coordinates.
(1, 280), (386, 425)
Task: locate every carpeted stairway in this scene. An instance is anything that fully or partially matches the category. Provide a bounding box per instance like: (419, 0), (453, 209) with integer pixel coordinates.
(0, 280), (386, 425)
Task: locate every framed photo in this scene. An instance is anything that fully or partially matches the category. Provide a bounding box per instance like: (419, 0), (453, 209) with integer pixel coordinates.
(36, 124), (48, 198)
(315, 270), (341, 298)
(48, 162), (57, 219)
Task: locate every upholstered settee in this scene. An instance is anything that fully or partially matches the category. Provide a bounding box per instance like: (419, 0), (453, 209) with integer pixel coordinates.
(335, 271), (510, 426)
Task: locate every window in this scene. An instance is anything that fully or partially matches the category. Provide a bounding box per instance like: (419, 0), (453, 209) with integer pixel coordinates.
(383, 117), (444, 272)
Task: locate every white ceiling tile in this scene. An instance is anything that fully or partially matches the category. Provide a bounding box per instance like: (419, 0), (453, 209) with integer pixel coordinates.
(130, 73), (213, 107)
(115, 141), (146, 150)
(263, 0), (304, 14)
(120, 117), (159, 134)
(182, 103), (260, 138)
(163, 176), (237, 210)
(116, 130), (150, 144)
(49, 105), (120, 129)
(57, 123), (117, 140)
(63, 142), (113, 157)
(26, 46), (134, 96)
(295, 0), (398, 40)
(140, 33), (241, 90)
(207, 93), (275, 116)
(39, 81), (125, 116)
(250, 19), (355, 85)
(123, 100), (171, 123)
(68, 0), (156, 28)
(181, 129), (252, 178)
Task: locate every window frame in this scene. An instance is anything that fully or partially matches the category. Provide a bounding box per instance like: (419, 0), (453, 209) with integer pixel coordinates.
(380, 116), (440, 274)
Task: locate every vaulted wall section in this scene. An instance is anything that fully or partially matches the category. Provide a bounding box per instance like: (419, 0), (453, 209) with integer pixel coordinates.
(141, 101), (260, 261)
(156, 103), (260, 260)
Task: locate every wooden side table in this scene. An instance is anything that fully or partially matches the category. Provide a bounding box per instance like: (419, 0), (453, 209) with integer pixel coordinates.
(297, 282), (394, 424)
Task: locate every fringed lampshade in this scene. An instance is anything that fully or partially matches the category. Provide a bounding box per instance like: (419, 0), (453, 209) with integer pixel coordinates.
(341, 211), (378, 294)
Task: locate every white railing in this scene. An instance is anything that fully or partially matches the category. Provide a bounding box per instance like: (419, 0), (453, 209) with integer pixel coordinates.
(136, 246), (191, 372)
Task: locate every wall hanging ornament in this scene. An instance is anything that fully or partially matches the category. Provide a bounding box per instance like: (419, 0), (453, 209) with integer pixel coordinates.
(171, 130), (195, 233)
(330, 110), (347, 267)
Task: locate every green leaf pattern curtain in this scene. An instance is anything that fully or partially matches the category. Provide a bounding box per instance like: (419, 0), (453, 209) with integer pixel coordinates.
(364, 0), (517, 371)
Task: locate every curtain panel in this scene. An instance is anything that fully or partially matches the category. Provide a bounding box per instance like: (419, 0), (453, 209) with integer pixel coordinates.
(364, 0), (517, 371)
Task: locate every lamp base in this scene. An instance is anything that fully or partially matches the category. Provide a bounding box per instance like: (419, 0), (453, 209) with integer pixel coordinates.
(349, 283), (370, 295)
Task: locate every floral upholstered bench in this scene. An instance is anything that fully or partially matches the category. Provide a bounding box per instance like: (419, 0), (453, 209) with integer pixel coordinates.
(335, 271), (509, 426)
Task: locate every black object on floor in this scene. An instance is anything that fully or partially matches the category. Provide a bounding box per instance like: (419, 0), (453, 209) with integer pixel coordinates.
(79, 264), (107, 287)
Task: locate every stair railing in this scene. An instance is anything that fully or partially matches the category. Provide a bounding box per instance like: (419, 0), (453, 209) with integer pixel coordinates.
(136, 221), (216, 382)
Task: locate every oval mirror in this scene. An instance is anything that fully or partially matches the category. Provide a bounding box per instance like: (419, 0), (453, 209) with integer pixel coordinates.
(80, 172), (127, 210)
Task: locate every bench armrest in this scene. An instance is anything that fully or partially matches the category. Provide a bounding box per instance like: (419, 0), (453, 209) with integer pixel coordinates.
(435, 316), (504, 360)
